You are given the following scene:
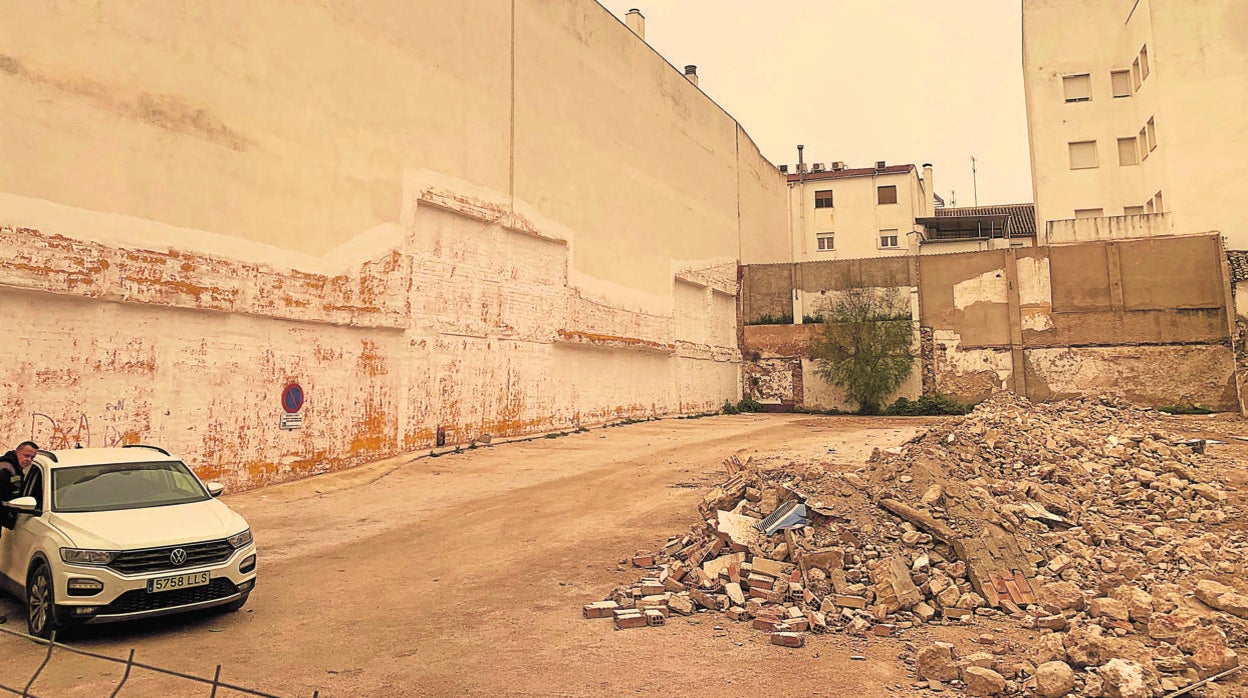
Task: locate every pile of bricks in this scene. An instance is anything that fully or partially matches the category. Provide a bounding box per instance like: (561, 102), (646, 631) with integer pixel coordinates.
(584, 393), (1248, 696)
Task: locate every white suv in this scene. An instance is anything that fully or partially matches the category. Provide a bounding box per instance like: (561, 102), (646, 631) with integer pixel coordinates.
(0, 445), (257, 638)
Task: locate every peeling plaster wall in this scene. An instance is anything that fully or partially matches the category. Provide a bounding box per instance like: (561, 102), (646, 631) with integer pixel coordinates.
(744, 234), (1239, 411)
(0, 1), (779, 489)
(929, 330), (1014, 404)
(1025, 346), (1237, 408)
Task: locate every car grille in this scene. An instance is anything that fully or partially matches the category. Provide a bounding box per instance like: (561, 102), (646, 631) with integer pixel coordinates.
(108, 540), (235, 575)
(100, 578), (239, 615)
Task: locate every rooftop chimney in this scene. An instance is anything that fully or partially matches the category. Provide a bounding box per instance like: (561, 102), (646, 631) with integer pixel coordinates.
(922, 163), (935, 216)
(684, 65), (698, 86)
(625, 9), (645, 39)
(797, 145), (805, 175)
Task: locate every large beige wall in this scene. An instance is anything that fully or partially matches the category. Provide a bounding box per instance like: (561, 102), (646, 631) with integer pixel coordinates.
(0, 1), (787, 489)
(1023, 0), (1248, 246)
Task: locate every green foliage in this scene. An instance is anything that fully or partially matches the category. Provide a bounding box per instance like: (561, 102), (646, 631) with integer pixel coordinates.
(736, 397), (764, 413)
(883, 394), (974, 416)
(721, 400), (740, 415)
(802, 314), (825, 324)
(809, 285), (915, 414)
(747, 313), (794, 326)
(1156, 403), (1215, 415)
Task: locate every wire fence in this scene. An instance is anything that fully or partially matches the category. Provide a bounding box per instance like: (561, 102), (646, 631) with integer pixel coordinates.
(0, 624), (318, 697)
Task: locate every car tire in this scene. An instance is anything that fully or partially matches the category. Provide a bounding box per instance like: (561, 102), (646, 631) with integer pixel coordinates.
(223, 591), (250, 612)
(27, 563), (59, 640)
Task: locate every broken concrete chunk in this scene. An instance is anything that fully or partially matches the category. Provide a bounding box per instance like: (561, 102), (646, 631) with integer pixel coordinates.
(1098, 659), (1158, 698)
(1033, 661), (1075, 698)
(962, 666), (1005, 696)
(916, 643), (959, 682)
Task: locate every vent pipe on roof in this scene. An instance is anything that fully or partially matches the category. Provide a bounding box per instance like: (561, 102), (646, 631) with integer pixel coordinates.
(797, 145), (805, 176)
(684, 65), (698, 86)
(625, 9), (645, 39)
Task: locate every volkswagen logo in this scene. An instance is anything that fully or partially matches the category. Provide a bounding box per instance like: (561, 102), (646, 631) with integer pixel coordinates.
(169, 548), (187, 566)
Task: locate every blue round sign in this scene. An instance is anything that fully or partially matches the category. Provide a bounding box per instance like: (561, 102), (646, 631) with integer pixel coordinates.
(281, 383), (304, 413)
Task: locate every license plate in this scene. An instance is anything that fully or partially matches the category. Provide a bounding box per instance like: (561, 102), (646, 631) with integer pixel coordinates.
(148, 571), (210, 593)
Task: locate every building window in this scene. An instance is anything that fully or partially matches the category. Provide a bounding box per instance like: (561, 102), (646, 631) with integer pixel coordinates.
(1132, 58), (1142, 90)
(879, 230), (900, 248)
(1145, 199), (1155, 213)
(1146, 117), (1157, 151)
(814, 190), (834, 209)
(1139, 45), (1150, 81)
(1062, 74), (1092, 102)
(1068, 140), (1098, 169)
(1117, 137), (1138, 166)
(1124, 205), (1145, 215)
(1153, 190), (1163, 213)
(1074, 208), (1103, 219)
(1138, 127), (1148, 161)
(877, 185), (898, 205)
(817, 233), (835, 251)
(1111, 70), (1132, 97)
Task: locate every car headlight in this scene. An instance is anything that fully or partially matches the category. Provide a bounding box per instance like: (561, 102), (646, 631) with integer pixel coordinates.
(60, 548), (118, 565)
(227, 529), (253, 549)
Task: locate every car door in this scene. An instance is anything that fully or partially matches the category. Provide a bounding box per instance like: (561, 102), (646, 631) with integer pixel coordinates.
(0, 466), (46, 588)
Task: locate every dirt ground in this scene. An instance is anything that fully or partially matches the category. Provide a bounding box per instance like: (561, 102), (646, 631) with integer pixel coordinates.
(0, 410), (1244, 697)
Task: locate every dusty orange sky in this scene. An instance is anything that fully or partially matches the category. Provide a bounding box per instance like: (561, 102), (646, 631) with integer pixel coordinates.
(599, 1), (1033, 207)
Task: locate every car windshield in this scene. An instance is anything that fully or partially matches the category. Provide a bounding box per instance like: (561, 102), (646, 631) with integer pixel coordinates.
(51, 461), (209, 513)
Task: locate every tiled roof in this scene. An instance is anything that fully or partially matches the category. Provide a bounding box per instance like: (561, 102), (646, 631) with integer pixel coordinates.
(935, 203), (1037, 236)
(785, 164), (915, 183)
(1228, 251), (1248, 283)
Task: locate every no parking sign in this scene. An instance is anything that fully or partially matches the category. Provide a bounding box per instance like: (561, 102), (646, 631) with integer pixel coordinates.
(280, 383), (304, 430)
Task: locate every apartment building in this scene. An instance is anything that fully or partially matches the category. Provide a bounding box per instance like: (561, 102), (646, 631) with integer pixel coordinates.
(784, 161), (934, 261)
(1022, 0), (1248, 247)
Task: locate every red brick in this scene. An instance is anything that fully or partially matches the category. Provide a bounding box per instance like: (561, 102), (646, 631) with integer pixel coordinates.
(753, 616), (790, 632)
(644, 609), (666, 626)
(771, 632), (805, 648)
(582, 601), (620, 619)
(614, 613), (647, 630)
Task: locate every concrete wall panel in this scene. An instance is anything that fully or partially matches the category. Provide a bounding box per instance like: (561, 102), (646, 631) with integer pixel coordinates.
(1025, 345), (1237, 410)
(918, 251), (1011, 348)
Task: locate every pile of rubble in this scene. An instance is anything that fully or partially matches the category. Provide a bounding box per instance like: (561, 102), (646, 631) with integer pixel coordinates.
(583, 394), (1248, 696)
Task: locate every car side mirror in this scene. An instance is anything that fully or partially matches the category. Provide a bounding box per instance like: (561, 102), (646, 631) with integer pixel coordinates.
(5, 496), (38, 512)
(206, 482), (225, 498)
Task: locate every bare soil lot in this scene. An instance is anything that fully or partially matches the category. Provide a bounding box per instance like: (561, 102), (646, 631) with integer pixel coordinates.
(4, 409), (1246, 697)
(0, 414), (945, 697)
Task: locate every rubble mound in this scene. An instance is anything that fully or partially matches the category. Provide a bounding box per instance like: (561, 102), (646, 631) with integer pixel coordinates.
(584, 394), (1248, 695)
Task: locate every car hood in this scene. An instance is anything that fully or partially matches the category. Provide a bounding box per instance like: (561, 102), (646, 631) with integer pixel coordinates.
(49, 499), (249, 550)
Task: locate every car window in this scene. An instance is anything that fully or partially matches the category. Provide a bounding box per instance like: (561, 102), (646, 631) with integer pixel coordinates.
(51, 461), (209, 513)
(20, 466), (43, 509)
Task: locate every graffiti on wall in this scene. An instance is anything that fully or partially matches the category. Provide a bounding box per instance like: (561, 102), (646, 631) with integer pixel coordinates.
(27, 399), (146, 450)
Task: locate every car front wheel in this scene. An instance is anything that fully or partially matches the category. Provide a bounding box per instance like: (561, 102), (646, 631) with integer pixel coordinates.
(27, 563), (59, 639)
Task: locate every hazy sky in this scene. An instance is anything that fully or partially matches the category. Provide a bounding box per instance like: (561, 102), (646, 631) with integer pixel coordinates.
(599, 1), (1034, 207)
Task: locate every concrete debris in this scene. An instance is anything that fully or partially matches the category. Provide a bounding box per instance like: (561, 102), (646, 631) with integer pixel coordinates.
(583, 394), (1248, 695)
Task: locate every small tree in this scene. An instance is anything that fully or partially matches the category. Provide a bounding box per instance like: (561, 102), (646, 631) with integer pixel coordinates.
(809, 284), (915, 414)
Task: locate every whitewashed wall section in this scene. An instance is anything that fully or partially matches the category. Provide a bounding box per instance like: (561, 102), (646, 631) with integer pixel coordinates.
(0, 193), (741, 490)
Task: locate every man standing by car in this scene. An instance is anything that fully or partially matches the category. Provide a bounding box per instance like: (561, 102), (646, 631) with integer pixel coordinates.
(0, 441), (37, 500)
